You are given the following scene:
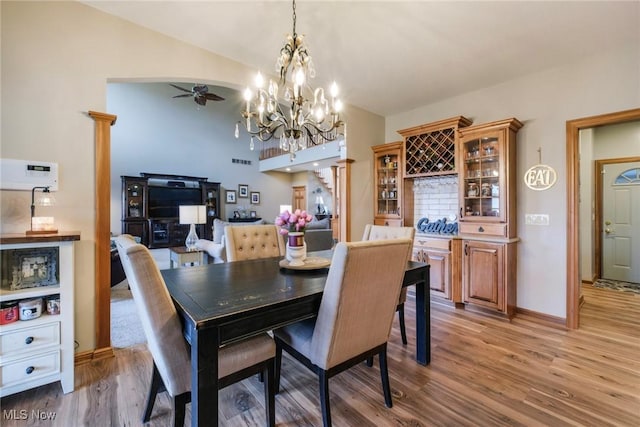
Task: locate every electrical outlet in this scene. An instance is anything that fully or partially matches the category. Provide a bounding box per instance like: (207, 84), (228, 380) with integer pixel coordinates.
(525, 214), (549, 225)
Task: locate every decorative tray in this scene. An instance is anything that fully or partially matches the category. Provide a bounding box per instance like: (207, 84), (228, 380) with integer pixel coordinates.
(279, 256), (331, 271)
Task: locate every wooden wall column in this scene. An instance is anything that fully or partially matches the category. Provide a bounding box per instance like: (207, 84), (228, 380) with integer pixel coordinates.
(88, 111), (117, 355)
(336, 159), (354, 242)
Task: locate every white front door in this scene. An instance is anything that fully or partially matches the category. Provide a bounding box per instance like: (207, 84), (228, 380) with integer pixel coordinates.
(602, 161), (640, 283)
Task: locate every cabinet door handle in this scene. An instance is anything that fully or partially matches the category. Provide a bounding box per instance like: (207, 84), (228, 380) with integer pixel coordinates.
(460, 207), (463, 217)
(464, 243), (469, 256)
(25, 336), (34, 345)
(26, 366), (35, 375)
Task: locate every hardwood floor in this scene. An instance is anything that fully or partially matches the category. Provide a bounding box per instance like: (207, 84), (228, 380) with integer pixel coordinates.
(2, 285), (638, 426)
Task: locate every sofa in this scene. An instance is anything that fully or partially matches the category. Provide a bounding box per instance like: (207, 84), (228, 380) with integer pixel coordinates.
(302, 217), (335, 252)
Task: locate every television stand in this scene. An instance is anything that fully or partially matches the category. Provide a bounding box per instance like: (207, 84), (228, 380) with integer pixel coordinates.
(121, 174), (220, 248)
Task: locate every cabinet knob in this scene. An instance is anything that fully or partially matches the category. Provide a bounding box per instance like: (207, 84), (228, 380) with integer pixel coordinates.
(478, 226), (484, 232)
(26, 366), (35, 375)
(25, 336), (34, 345)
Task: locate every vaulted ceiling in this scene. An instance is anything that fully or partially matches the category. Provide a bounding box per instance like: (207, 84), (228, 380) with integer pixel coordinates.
(83, 1), (638, 117)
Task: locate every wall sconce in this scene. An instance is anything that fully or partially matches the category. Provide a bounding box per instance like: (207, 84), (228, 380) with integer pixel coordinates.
(27, 186), (57, 235)
(179, 205), (206, 251)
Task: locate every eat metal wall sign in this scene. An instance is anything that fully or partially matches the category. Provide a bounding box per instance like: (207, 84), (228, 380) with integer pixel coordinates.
(524, 164), (557, 191)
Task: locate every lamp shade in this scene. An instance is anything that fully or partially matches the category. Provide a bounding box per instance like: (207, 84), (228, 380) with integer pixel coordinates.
(279, 204), (292, 213)
(179, 205), (206, 225)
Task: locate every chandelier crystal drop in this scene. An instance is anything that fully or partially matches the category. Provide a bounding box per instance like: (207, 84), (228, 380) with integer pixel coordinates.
(236, 0), (344, 160)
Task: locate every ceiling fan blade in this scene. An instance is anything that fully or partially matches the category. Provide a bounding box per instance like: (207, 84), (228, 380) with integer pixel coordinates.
(172, 94), (192, 98)
(204, 93), (225, 101)
(169, 83), (192, 93)
(194, 96), (207, 106)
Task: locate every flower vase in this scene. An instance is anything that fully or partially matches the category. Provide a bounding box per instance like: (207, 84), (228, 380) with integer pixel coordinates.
(286, 232), (307, 266)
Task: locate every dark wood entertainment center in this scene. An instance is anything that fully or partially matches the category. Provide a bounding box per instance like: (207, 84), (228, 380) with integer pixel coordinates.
(121, 173), (220, 249)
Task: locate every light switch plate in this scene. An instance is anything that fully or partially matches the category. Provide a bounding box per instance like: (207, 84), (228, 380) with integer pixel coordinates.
(525, 214), (549, 225)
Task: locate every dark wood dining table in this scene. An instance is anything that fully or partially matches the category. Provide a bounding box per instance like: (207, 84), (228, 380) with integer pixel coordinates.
(161, 252), (430, 427)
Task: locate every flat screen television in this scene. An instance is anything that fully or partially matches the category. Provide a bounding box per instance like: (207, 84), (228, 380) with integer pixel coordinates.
(148, 186), (202, 218)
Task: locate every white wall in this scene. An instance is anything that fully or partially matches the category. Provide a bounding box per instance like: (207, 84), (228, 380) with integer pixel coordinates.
(386, 45), (640, 318)
(0, 1), (381, 352)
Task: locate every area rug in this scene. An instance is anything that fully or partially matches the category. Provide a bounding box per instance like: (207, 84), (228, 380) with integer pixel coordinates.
(592, 278), (640, 295)
(111, 280), (147, 348)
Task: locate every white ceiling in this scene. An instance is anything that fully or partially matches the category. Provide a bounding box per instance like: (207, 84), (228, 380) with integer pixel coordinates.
(83, 0), (639, 117)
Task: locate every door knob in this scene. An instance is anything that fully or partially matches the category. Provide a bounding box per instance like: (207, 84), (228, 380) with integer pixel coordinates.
(605, 220), (612, 225)
(605, 228), (613, 234)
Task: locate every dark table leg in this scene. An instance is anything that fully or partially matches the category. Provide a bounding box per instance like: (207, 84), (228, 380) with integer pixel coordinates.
(190, 327), (219, 427)
(414, 266), (430, 365)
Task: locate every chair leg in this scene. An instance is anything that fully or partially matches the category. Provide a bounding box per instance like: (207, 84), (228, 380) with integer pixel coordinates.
(378, 346), (393, 408)
(274, 339), (283, 394)
(173, 392), (189, 427)
(319, 370), (332, 427)
(143, 363), (163, 423)
(397, 303), (407, 345)
(263, 362), (276, 427)
(365, 356), (373, 367)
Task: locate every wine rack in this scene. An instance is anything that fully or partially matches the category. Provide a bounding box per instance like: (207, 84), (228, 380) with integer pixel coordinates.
(398, 116), (472, 178)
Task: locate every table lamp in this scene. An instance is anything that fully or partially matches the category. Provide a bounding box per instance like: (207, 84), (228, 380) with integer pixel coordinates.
(26, 186), (57, 235)
(315, 196), (325, 214)
(179, 205), (206, 251)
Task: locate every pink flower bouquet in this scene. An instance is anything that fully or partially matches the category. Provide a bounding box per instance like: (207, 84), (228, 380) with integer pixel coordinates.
(275, 209), (313, 235)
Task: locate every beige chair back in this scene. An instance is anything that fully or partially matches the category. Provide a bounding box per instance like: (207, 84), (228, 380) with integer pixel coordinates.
(362, 224), (415, 305)
(362, 224), (416, 252)
(310, 239), (412, 369)
(224, 224), (286, 262)
(114, 234), (191, 397)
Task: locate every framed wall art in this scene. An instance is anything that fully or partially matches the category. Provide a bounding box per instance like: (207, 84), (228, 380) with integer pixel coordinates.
(238, 184), (249, 198)
(226, 190), (237, 204)
(250, 191), (260, 205)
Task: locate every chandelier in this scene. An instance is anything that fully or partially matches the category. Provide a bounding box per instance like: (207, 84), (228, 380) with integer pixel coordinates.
(235, 0), (344, 160)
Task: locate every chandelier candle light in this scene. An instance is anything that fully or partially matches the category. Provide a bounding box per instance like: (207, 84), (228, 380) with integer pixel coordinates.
(236, 0), (344, 160)
(179, 205), (206, 251)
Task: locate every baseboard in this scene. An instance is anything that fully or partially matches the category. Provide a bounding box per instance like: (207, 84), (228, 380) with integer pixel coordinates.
(74, 346), (115, 366)
(515, 306), (566, 329)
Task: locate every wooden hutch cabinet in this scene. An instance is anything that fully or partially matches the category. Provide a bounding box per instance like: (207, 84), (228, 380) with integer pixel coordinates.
(412, 235), (463, 304)
(121, 177), (149, 245)
(371, 141), (403, 227)
(457, 118), (523, 317)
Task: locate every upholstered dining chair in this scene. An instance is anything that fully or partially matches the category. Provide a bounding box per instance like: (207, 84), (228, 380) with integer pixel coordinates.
(361, 224), (416, 345)
(114, 234), (276, 427)
(224, 224), (286, 262)
(273, 239), (413, 427)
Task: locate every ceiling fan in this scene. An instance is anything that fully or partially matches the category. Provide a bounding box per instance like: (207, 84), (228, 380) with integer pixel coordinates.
(169, 83), (224, 106)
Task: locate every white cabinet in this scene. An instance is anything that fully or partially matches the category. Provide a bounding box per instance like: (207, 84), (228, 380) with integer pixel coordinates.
(0, 233), (78, 397)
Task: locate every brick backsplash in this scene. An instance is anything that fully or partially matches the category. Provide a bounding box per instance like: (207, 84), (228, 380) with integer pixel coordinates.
(411, 176), (459, 227)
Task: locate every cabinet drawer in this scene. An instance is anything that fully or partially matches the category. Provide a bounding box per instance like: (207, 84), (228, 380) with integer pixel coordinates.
(0, 322), (60, 356)
(374, 219), (403, 227)
(414, 236), (451, 251)
(459, 222), (507, 237)
(0, 350), (60, 388)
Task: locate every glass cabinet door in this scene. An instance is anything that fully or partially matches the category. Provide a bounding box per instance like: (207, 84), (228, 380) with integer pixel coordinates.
(461, 134), (503, 221)
(375, 151), (401, 218)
